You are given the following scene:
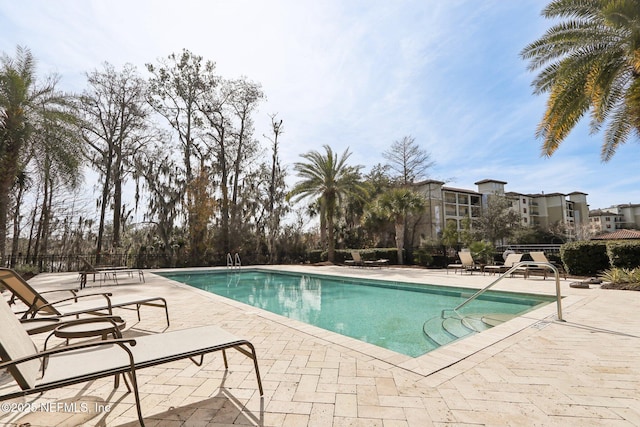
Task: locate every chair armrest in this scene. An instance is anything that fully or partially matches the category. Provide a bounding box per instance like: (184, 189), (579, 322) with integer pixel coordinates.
(46, 292), (113, 306)
(38, 288), (79, 297)
(25, 315), (123, 327)
(26, 293), (114, 318)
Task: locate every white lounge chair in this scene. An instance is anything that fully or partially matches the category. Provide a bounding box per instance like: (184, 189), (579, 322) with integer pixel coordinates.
(447, 251), (479, 274)
(527, 251), (567, 279)
(0, 268), (169, 327)
(345, 251), (365, 267)
(0, 296), (263, 426)
(483, 253), (523, 275)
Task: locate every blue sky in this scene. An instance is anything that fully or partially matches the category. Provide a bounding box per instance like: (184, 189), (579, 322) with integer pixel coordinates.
(2, 0), (639, 210)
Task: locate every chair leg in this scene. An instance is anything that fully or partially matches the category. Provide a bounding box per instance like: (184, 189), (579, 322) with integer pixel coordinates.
(222, 349), (229, 369)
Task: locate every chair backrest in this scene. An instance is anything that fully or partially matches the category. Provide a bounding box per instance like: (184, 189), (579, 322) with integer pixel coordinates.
(79, 257), (97, 272)
(458, 251), (475, 266)
(504, 253), (523, 267)
(529, 252), (548, 263)
(351, 251), (362, 262)
(0, 268), (59, 315)
(0, 295), (40, 389)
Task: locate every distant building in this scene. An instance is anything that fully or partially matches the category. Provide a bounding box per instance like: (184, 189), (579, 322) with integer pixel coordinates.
(589, 208), (625, 234)
(589, 204), (640, 234)
(412, 178), (589, 245)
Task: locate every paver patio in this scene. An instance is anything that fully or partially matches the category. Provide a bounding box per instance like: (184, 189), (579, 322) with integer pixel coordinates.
(1, 265), (639, 426)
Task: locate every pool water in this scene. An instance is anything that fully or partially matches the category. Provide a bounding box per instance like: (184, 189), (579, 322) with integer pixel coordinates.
(160, 269), (554, 357)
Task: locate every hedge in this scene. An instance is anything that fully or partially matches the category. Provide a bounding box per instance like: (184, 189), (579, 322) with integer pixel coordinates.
(560, 240), (640, 275)
(560, 241), (609, 276)
(606, 241), (640, 269)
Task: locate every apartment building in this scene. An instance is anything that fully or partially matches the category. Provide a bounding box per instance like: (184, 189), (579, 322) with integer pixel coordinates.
(589, 204), (640, 234)
(412, 178), (589, 244)
(589, 209), (624, 234)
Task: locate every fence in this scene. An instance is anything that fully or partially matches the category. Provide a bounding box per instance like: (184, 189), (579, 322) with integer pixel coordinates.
(3, 253), (145, 273)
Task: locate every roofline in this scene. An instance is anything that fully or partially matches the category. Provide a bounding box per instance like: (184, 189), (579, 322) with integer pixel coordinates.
(442, 186), (481, 195)
(474, 179), (507, 185)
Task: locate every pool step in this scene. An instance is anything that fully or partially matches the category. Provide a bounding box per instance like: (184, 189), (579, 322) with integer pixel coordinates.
(422, 317), (460, 347)
(481, 313), (517, 326)
(423, 312), (515, 348)
(442, 317), (477, 338)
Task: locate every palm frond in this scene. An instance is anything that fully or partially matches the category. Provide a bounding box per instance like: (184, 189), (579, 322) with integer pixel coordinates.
(602, 101), (633, 160)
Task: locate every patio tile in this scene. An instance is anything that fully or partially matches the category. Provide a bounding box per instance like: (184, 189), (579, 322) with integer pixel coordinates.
(1, 266), (638, 426)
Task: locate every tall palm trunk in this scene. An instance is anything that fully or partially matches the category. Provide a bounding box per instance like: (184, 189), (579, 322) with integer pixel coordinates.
(395, 220), (405, 265)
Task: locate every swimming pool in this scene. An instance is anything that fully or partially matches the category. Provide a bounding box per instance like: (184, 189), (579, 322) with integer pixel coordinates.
(160, 269), (555, 357)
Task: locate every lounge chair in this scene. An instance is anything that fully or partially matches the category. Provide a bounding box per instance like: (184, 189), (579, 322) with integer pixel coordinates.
(367, 258), (390, 268)
(0, 268), (169, 327)
(0, 296), (263, 427)
(78, 257), (145, 289)
(447, 251), (479, 274)
(345, 251), (365, 267)
(527, 251), (567, 279)
(483, 253), (523, 275)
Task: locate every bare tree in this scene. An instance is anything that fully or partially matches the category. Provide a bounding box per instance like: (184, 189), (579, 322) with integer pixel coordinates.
(134, 145), (184, 266)
(146, 49), (219, 262)
(264, 114), (288, 262)
(382, 135), (435, 185)
(198, 77), (264, 255)
(79, 62), (152, 262)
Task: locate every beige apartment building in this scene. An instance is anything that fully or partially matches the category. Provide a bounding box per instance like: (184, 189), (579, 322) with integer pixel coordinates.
(412, 178), (589, 244)
(589, 204), (640, 234)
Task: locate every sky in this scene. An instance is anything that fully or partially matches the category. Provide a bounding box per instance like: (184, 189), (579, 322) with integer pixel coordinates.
(2, 0), (639, 211)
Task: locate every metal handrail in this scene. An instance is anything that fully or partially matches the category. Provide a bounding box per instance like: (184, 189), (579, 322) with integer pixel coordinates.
(227, 253), (242, 269)
(452, 261), (564, 322)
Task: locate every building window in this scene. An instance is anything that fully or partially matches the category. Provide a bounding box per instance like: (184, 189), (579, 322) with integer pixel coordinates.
(522, 198), (527, 204)
(523, 208), (527, 214)
(444, 193), (456, 204)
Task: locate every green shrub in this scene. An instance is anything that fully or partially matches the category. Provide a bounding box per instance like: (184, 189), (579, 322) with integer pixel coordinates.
(560, 241), (609, 276)
(307, 250), (325, 264)
(606, 241), (640, 269)
(599, 267), (640, 284)
(413, 247), (433, 266)
(468, 241), (494, 264)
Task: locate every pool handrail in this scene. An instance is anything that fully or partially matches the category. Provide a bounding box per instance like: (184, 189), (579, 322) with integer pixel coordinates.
(452, 261), (564, 322)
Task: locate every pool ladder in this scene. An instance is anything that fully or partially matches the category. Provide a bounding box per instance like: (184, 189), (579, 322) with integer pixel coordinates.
(423, 261), (565, 345)
(227, 253), (242, 269)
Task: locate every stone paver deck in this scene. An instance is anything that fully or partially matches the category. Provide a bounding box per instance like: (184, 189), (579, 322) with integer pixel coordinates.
(1, 265), (639, 426)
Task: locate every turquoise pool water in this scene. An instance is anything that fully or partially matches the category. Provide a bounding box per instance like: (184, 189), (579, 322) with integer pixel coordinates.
(159, 269), (554, 357)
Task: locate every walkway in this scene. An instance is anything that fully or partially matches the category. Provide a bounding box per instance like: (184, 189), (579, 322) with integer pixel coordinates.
(1, 265), (638, 426)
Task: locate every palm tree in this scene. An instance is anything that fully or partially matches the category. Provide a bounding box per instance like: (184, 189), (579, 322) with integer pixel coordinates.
(521, 0), (640, 160)
(370, 188), (425, 265)
(0, 46), (80, 263)
(288, 145), (368, 262)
